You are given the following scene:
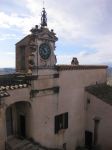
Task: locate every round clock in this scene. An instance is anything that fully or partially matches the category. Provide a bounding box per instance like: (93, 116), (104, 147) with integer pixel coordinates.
(39, 43), (51, 60)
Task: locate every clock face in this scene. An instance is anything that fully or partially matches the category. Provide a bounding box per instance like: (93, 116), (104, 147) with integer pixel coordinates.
(39, 43), (51, 60)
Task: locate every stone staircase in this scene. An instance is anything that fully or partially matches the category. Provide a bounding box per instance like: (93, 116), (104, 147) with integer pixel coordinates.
(5, 137), (62, 150)
(5, 137), (39, 150)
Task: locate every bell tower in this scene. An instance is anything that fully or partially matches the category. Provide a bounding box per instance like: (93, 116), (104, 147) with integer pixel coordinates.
(16, 8), (58, 74)
(27, 8), (58, 74)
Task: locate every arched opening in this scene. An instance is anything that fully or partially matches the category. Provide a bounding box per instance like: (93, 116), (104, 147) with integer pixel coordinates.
(6, 101), (32, 139)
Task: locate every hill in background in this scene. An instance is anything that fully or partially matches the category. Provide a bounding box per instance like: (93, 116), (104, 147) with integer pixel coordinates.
(0, 68), (15, 75)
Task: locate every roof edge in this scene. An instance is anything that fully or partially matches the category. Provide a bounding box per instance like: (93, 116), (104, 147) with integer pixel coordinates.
(56, 65), (108, 71)
(16, 35), (30, 45)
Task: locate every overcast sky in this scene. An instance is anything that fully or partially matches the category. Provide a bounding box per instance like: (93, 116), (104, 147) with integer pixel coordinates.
(0, 0), (112, 67)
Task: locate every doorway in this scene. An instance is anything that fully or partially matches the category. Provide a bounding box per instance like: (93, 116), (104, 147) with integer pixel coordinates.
(6, 102), (31, 139)
(19, 115), (26, 138)
(85, 130), (93, 148)
(94, 118), (100, 145)
(6, 107), (13, 136)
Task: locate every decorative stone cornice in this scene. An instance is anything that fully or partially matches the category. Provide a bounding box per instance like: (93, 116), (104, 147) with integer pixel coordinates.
(30, 86), (60, 98)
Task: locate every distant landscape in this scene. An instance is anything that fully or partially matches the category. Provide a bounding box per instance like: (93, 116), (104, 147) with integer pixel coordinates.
(107, 67), (112, 85)
(107, 67), (112, 77)
(0, 68), (15, 75)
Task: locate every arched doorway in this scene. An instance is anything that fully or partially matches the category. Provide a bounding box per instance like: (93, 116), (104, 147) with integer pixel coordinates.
(6, 101), (31, 139)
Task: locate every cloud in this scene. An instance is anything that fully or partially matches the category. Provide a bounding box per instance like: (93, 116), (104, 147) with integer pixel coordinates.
(0, 51), (15, 68)
(5, 52), (15, 55)
(0, 33), (18, 41)
(1, 0), (111, 39)
(0, 0), (112, 67)
(0, 12), (33, 34)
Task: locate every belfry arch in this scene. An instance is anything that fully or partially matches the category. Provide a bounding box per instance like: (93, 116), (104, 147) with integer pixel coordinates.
(5, 101), (32, 139)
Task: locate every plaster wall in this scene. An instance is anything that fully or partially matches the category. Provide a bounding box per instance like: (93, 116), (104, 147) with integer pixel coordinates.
(86, 93), (112, 150)
(0, 88), (30, 150)
(31, 68), (107, 150)
(30, 70), (59, 148)
(4, 88), (30, 107)
(56, 68), (107, 150)
(31, 94), (59, 148)
(33, 77), (58, 89)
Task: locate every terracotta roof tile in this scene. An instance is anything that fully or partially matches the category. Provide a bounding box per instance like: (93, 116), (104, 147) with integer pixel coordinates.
(0, 90), (10, 98)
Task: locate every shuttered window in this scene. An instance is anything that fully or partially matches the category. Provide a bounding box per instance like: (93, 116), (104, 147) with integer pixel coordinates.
(55, 112), (68, 134)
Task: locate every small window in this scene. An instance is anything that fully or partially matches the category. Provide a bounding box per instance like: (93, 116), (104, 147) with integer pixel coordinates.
(20, 46), (26, 70)
(55, 112), (68, 134)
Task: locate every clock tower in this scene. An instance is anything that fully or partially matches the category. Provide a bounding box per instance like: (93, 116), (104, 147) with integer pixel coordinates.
(28, 8), (58, 74)
(16, 8), (58, 74)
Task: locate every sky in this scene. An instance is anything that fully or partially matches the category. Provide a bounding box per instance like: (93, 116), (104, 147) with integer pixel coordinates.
(0, 0), (112, 68)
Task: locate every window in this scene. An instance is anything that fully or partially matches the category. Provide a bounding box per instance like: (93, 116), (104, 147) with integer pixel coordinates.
(20, 46), (26, 70)
(55, 112), (68, 134)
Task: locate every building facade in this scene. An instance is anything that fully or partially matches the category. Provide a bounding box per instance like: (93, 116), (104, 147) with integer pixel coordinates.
(0, 8), (111, 150)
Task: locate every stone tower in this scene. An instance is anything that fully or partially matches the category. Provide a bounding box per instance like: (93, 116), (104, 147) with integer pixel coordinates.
(16, 8), (58, 74)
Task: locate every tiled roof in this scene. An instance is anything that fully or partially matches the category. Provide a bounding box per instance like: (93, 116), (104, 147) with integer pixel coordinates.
(56, 65), (108, 71)
(0, 84), (28, 91)
(16, 35), (30, 45)
(85, 83), (112, 105)
(0, 74), (37, 86)
(0, 90), (10, 98)
(0, 74), (37, 98)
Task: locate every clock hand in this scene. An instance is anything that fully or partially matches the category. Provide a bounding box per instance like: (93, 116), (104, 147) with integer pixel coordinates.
(43, 48), (47, 54)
